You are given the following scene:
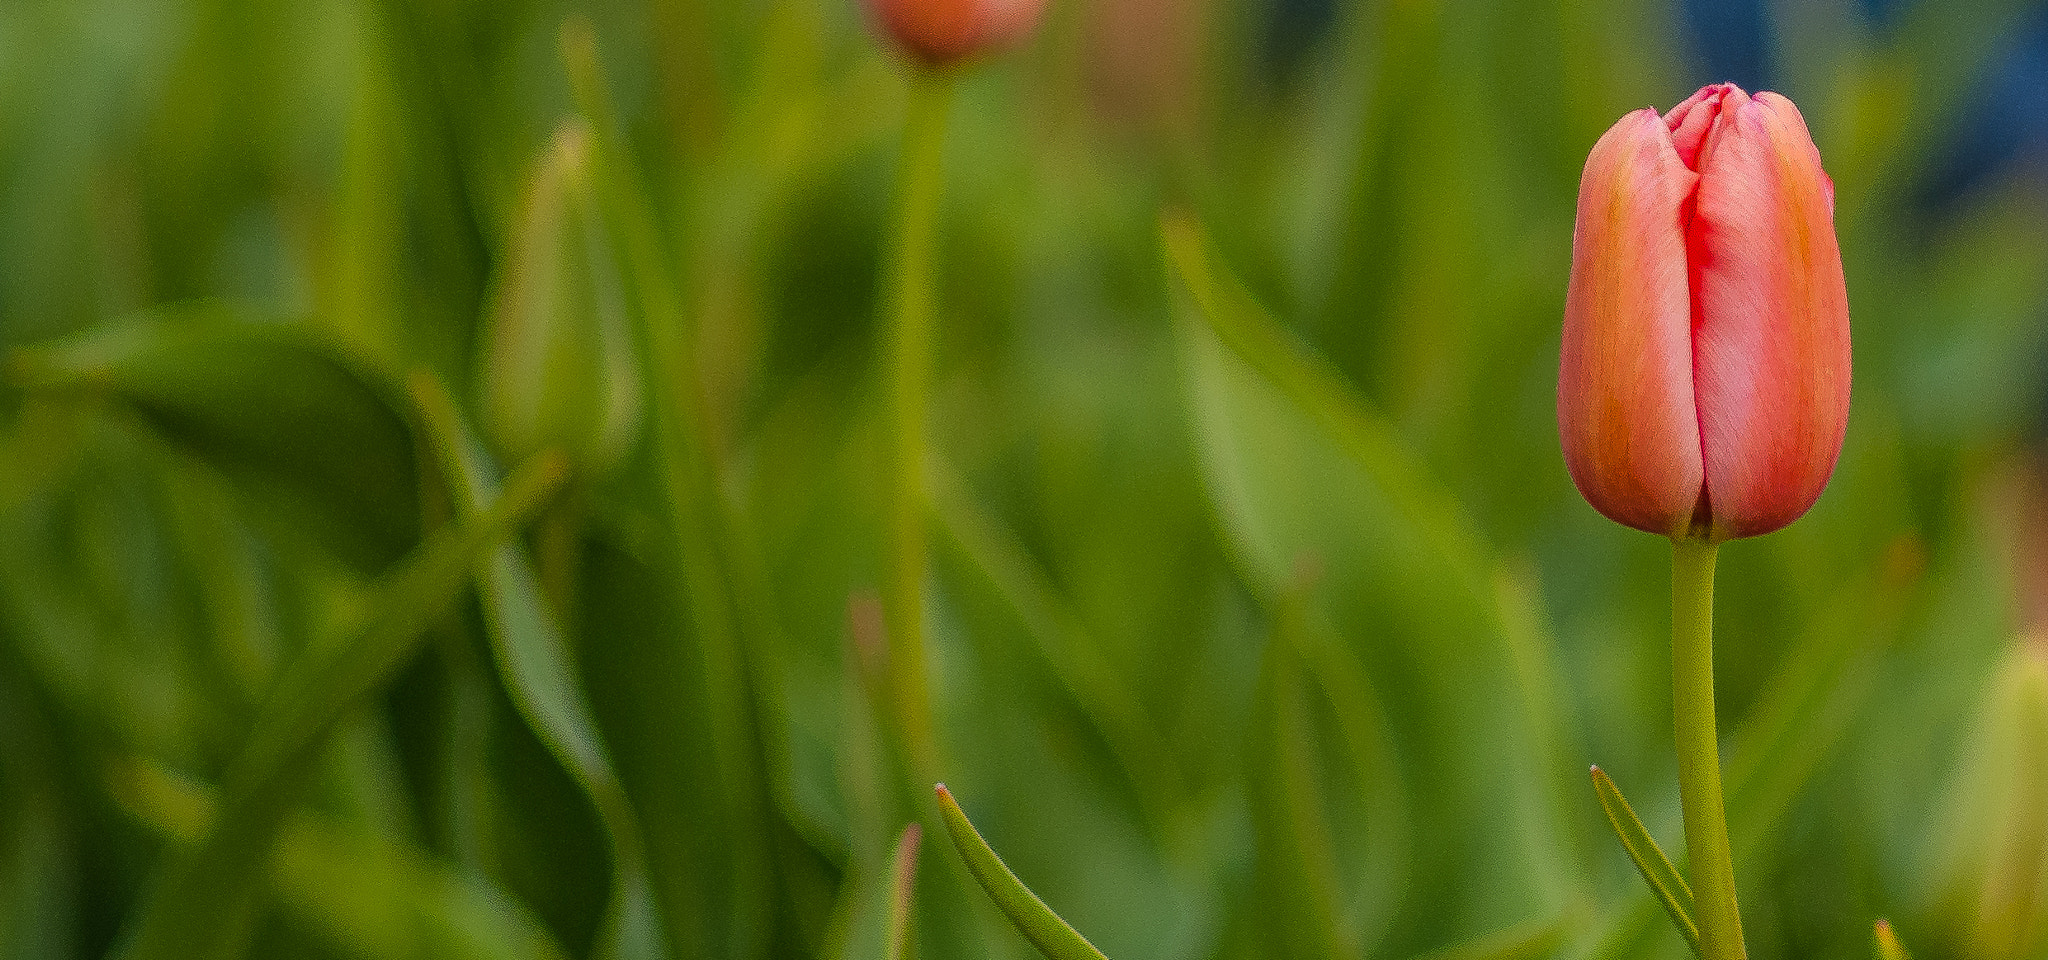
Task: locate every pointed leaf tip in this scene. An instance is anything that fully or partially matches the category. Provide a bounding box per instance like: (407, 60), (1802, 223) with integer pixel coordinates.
(885, 823), (924, 960)
(934, 785), (1111, 960)
(1873, 919), (1911, 960)
(1590, 766), (1700, 956)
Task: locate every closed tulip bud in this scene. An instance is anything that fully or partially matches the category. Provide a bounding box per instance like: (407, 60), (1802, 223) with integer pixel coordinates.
(865, 0), (1046, 66)
(1559, 83), (1850, 540)
(478, 122), (640, 475)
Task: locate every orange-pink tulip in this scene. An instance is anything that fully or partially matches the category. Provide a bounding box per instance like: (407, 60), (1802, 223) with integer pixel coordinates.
(865, 0), (1046, 66)
(1559, 83), (1850, 540)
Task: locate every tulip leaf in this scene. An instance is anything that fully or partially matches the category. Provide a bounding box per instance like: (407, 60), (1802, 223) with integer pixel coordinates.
(1872, 919), (1911, 960)
(9, 309), (420, 572)
(109, 759), (573, 960)
(885, 823), (922, 960)
(933, 784), (1111, 960)
(1162, 209), (1579, 926)
(407, 371), (667, 960)
(113, 451), (568, 960)
(1589, 766), (1699, 957)
(1257, 604), (1366, 960)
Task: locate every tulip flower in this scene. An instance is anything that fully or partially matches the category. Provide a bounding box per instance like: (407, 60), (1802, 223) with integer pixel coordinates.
(866, 0), (1047, 66)
(1559, 82), (1850, 542)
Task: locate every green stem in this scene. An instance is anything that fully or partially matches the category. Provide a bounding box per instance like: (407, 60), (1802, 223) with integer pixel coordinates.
(883, 72), (952, 781)
(1670, 536), (1744, 959)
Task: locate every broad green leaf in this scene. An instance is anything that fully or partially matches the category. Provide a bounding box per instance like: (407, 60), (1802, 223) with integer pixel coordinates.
(1162, 211), (1578, 931)
(1589, 766), (1699, 956)
(934, 784), (1111, 960)
(408, 372), (666, 960)
(10, 310), (420, 573)
(9, 311), (419, 573)
(112, 451), (567, 960)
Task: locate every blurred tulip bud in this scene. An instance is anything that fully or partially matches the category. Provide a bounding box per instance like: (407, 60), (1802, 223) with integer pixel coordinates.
(1931, 640), (2048, 960)
(1559, 83), (1850, 540)
(865, 0), (1046, 66)
(478, 121), (640, 475)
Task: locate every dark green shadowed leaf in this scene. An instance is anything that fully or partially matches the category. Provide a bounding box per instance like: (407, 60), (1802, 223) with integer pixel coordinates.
(112, 452), (567, 960)
(1590, 766), (1699, 956)
(408, 372), (667, 960)
(110, 759), (573, 960)
(933, 784), (1111, 960)
(562, 24), (776, 951)
(1257, 600), (1365, 960)
(9, 310), (420, 572)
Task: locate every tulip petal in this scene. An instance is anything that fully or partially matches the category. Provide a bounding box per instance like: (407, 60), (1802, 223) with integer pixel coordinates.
(1690, 92), (1851, 538)
(1664, 83), (1734, 171)
(1559, 110), (1706, 536)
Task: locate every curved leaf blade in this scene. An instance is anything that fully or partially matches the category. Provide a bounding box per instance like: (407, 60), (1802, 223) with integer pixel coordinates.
(933, 784), (1110, 960)
(1590, 766), (1699, 956)
(408, 372), (667, 960)
(114, 451), (568, 960)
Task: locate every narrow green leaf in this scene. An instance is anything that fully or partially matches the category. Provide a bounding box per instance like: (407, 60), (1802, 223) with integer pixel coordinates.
(884, 823), (922, 960)
(110, 759), (573, 960)
(1590, 766), (1699, 956)
(1259, 600), (1365, 960)
(563, 23), (775, 948)
(113, 451), (567, 960)
(1873, 919), (1911, 960)
(933, 784), (1111, 960)
(408, 372), (667, 960)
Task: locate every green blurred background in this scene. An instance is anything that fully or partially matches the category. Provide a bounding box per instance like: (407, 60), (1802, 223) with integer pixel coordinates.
(4, 0), (2048, 959)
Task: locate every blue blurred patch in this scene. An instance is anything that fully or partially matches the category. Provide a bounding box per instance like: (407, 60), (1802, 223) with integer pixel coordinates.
(1912, 5), (2048, 215)
(1679, 0), (1777, 92)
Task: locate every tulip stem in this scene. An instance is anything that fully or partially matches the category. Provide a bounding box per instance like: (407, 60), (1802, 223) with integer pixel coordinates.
(1670, 536), (1744, 959)
(882, 70), (952, 783)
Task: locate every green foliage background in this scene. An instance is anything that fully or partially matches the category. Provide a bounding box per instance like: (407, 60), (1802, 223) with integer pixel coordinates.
(2, 1), (2046, 959)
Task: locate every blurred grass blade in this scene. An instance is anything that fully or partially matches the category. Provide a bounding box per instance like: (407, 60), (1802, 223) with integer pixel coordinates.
(408, 372), (667, 960)
(113, 451), (566, 960)
(111, 759), (573, 960)
(1259, 596), (1366, 960)
(563, 22), (775, 946)
(926, 458), (1184, 835)
(1589, 766), (1699, 956)
(933, 784), (1111, 960)
(1408, 915), (1571, 960)
(885, 824), (922, 960)
(1873, 919), (1911, 960)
